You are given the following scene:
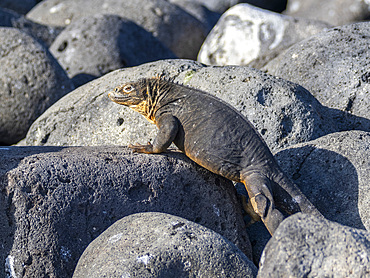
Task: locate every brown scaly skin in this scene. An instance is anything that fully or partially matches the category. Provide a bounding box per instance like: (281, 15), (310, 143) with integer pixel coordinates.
(108, 76), (323, 235)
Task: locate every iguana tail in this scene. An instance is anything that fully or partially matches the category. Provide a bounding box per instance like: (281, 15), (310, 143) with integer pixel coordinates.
(271, 172), (323, 219)
(241, 171), (323, 235)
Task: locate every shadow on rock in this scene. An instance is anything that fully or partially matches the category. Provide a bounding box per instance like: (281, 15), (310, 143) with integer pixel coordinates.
(71, 73), (98, 88)
(293, 84), (370, 136)
(323, 106), (370, 134)
(277, 145), (365, 231)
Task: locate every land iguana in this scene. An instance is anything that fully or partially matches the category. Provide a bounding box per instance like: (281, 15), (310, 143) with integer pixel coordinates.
(108, 75), (323, 234)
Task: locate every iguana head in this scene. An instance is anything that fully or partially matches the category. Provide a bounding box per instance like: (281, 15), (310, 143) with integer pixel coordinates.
(108, 79), (146, 107)
(108, 77), (172, 123)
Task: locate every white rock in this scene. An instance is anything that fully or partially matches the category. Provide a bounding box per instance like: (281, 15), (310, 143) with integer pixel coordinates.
(198, 3), (330, 66)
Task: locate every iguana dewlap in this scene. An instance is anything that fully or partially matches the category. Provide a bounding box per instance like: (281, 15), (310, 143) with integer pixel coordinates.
(108, 76), (323, 234)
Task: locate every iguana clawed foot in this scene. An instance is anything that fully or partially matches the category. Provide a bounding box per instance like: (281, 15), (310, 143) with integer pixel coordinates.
(128, 142), (154, 154)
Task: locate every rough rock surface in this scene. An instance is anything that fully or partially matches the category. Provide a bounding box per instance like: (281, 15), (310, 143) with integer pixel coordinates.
(26, 0), (206, 59)
(23, 59), (336, 152)
(276, 130), (370, 231)
(49, 14), (176, 87)
(0, 27), (74, 145)
(285, 0), (370, 26)
(258, 213), (370, 277)
(0, 8), (63, 47)
(263, 22), (370, 120)
(0, 146), (251, 277)
(73, 212), (258, 278)
(198, 4), (331, 67)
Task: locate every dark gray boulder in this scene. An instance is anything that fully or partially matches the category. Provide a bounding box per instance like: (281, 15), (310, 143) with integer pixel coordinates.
(263, 22), (370, 121)
(258, 213), (370, 277)
(0, 8), (63, 47)
(11, 16), (64, 48)
(0, 146), (251, 277)
(285, 0), (370, 26)
(73, 212), (258, 278)
(23, 59), (336, 152)
(49, 14), (176, 87)
(0, 27), (74, 145)
(26, 0), (206, 59)
(198, 3), (331, 67)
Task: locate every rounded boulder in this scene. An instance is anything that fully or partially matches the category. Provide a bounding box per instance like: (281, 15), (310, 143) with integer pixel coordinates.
(49, 14), (176, 87)
(73, 212), (258, 278)
(27, 0), (206, 59)
(258, 213), (370, 277)
(198, 4), (331, 67)
(263, 22), (370, 120)
(0, 146), (252, 276)
(275, 130), (370, 231)
(0, 27), (74, 145)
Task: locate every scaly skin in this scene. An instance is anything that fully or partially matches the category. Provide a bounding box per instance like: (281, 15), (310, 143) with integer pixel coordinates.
(108, 76), (323, 234)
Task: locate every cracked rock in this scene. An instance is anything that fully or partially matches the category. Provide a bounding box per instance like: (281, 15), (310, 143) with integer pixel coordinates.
(275, 130), (370, 231)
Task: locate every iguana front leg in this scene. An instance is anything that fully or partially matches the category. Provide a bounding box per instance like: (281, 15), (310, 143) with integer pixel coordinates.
(129, 113), (179, 154)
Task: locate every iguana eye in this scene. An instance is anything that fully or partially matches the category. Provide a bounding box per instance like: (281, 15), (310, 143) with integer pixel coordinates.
(123, 85), (134, 93)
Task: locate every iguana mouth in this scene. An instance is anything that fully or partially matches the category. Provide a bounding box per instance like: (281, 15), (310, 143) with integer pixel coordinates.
(108, 91), (132, 105)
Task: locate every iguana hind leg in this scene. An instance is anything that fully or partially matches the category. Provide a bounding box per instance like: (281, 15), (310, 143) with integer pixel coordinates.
(242, 173), (284, 235)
